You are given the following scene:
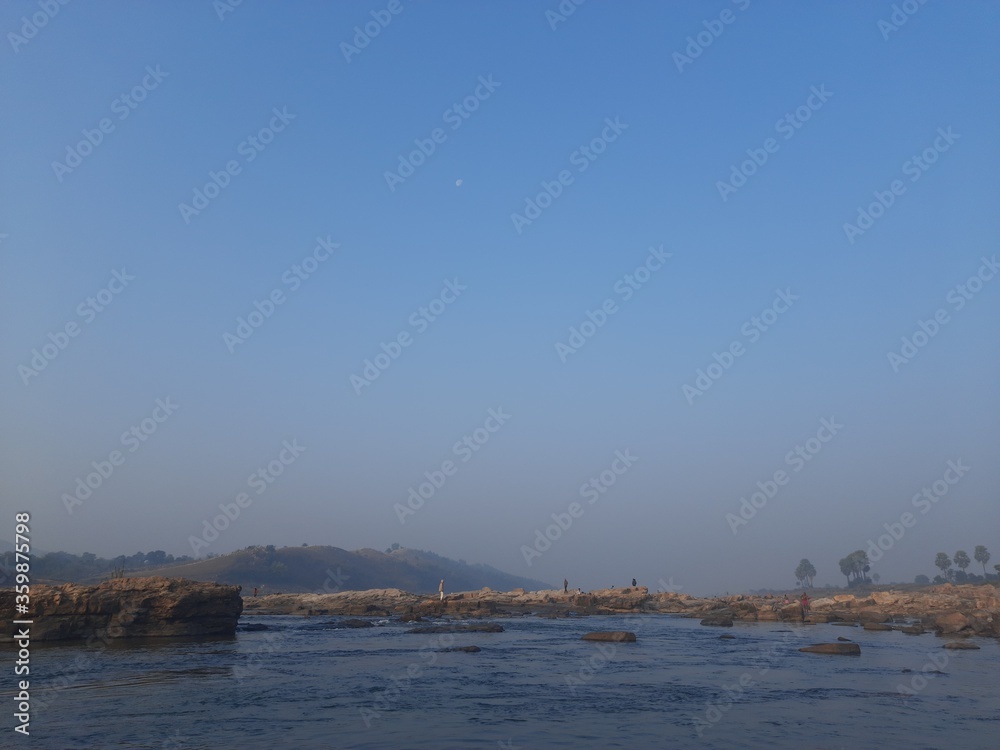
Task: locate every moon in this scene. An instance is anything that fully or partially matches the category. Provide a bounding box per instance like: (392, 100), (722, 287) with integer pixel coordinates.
(455, 179), (463, 187)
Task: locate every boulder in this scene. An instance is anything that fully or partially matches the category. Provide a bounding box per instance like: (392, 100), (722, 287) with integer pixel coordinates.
(799, 643), (861, 655)
(0, 577), (242, 642)
(700, 615), (734, 627)
(901, 625), (926, 635)
(932, 612), (970, 635)
(870, 591), (900, 606)
(862, 623), (893, 631)
(779, 603), (804, 621)
(857, 608), (891, 625)
(340, 619), (374, 628)
(836, 636), (852, 642)
(943, 641), (981, 650)
(832, 595), (856, 604)
(809, 598), (837, 610)
(581, 631), (636, 642)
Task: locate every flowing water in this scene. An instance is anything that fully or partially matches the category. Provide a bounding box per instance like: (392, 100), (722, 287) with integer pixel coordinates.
(11, 614), (1000, 749)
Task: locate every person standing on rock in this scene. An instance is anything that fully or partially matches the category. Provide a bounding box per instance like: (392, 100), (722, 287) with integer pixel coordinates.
(564, 578), (569, 594)
(439, 579), (445, 601)
(800, 592), (811, 622)
(632, 578), (637, 588)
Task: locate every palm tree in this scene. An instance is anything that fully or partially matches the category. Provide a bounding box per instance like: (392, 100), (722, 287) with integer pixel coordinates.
(934, 552), (952, 579)
(838, 551), (869, 585)
(795, 559), (817, 588)
(974, 545), (991, 576)
(839, 556), (853, 585)
(954, 550), (971, 577)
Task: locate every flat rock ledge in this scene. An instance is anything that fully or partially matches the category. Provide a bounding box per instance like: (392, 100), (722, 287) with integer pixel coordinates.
(0, 577), (242, 643)
(406, 623), (504, 634)
(581, 631), (636, 642)
(799, 643), (861, 656)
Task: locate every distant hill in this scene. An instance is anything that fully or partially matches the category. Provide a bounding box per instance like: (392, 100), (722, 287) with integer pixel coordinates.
(135, 545), (552, 594)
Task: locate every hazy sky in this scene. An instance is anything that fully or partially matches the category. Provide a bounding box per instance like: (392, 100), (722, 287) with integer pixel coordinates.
(2, 1), (998, 596)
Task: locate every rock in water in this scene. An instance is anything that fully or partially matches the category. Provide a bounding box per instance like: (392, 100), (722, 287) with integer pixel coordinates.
(799, 643), (861, 655)
(406, 623), (504, 634)
(0, 577), (242, 642)
(581, 631), (637, 642)
(340, 619), (374, 628)
(439, 645), (481, 652)
(837, 636), (852, 642)
(863, 623), (893, 631)
(700, 615), (734, 627)
(943, 641), (981, 650)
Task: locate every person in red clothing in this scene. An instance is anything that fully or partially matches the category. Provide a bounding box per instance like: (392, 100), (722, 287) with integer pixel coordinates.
(800, 592), (811, 622)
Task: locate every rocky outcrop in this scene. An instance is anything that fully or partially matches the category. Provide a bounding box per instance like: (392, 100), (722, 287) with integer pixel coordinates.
(0, 577), (242, 642)
(238, 582), (1000, 640)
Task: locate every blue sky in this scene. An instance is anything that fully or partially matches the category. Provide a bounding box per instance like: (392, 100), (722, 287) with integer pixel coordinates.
(2, 0), (998, 594)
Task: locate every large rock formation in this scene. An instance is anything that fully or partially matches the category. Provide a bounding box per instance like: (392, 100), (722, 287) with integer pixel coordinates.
(0, 577), (242, 642)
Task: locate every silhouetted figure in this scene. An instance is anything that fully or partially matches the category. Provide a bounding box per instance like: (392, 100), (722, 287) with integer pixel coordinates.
(632, 578), (637, 588)
(564, 578), (568, 594)
(253, 587), (258, 598)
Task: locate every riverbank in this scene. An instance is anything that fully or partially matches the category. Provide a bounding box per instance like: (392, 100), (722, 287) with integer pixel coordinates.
(242, 582), (1000, 639)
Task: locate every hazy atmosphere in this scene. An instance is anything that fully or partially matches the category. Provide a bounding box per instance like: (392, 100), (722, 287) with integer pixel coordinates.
(3, 1), (998, 596)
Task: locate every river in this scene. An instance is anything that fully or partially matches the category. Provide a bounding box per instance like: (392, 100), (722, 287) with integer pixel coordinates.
(13, 613), (1000, 749)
